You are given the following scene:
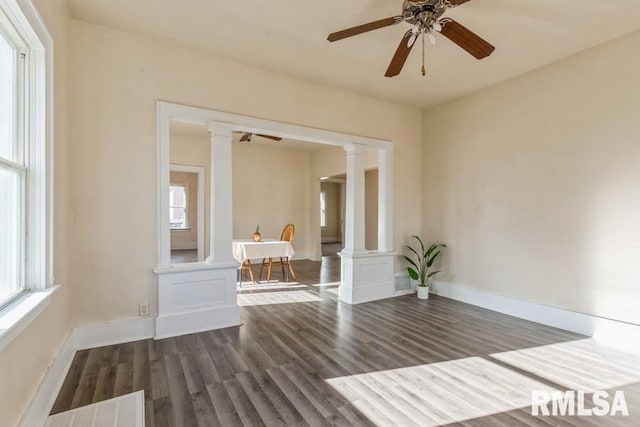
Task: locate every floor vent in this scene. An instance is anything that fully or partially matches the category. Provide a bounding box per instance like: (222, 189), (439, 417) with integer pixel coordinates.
(46, 391), (144, 427)
(395, 273), (412, 292)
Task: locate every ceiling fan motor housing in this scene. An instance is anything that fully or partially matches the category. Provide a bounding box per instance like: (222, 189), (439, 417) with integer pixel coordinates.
(403, 0), (447, 27)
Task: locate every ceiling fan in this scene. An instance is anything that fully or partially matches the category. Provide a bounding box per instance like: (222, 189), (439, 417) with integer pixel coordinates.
(237, 132), (283, 143)
(327, 0), (495, 77)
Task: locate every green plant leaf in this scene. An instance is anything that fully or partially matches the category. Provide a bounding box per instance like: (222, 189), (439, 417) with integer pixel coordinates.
(411, 235), (425, 256)
(427, 250), (441, 267)
(424, 243), (444, 259)
(407, 268), (419, 281)
(403, 255), (418, 270)
(406, 245), (420, 261)
(427, 270), (440, 278)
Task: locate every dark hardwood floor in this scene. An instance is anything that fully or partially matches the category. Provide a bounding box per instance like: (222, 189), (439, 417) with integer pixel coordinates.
(52, 256), (640, 426)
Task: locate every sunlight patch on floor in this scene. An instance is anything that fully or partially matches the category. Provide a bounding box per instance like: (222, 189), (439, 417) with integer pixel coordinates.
(326, 357), (556, 426)
(309, 281), (340, 287)
(238, 289), (322, 306)
(490, 338), (640, 391)
(237, 282), (307, 291)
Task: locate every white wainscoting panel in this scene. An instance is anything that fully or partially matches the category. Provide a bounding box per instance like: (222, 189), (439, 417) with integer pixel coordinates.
(339, 252), (395, 305)
(155, 264), (240, 339)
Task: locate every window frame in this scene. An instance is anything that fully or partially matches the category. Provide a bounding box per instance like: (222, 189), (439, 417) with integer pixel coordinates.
(0, 0), (55, 334)
(0, 12), (28, 309)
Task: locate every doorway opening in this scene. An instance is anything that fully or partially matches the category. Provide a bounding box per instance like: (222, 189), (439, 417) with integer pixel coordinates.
(155, 101), (396, 338)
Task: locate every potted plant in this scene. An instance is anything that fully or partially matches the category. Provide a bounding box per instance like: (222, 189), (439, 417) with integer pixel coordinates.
(252, 224), (262, 242)
(404, 236), (446, 300)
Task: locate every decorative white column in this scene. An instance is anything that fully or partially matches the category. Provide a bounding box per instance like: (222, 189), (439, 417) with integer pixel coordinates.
(377, 146), (394, 252)
(206, 122), (235, 266)
(154, 121), (240, 339)
(342, 144), (368, 257)
(339, 144), (395, 305)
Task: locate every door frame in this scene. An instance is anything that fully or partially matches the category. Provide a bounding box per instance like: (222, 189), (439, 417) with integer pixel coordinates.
(169, 164), (206, 262)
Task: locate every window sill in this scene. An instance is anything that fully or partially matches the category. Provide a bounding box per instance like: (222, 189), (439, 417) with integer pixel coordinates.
(0, 285), (60, 353)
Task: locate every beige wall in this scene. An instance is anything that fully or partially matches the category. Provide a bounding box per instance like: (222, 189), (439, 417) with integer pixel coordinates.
(365, 169), (379, 250)
(0, 1), (72, 426)
(232, 143), (311, 257)
(320, 182), (341, 243)
(422, 30), (640, 325)
(169, 171), (198, 250)
(69, 19), (422, 323)
(170, 132), (211, 257)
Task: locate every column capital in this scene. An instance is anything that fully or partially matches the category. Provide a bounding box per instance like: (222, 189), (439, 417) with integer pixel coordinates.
(344, 143), (368, 156)
(207, 121), (235, 138)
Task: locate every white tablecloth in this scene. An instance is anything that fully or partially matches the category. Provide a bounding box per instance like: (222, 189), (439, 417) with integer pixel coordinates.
(232, 240), (295, 264)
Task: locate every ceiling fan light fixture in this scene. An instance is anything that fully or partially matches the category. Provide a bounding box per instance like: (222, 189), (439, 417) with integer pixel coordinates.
(428, 32), (437, 45)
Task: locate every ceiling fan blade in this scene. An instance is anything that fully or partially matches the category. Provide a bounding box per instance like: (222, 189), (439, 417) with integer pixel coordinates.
(256, 134), (282, 141)
(328, 16), (402, 42)
(445, 0), (472, 6)
(385, 31), (416, 78)
(239, 133), (251, 142)
(439, 19), (495, 59)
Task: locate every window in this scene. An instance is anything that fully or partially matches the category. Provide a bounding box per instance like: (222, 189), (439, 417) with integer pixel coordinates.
(169, 184), (188, 229)
(320, 190), (327, 228)
(0, 14), (27, 308)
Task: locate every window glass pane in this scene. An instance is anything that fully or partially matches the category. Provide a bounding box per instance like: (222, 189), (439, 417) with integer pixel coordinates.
(0, 31), (16, 162)
(0, 167), (23, 305)
(320, 191), (327, 227)
(169, 185), (187, 228)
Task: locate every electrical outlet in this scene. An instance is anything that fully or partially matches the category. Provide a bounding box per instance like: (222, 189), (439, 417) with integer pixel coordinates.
(138, 303), (149, 317)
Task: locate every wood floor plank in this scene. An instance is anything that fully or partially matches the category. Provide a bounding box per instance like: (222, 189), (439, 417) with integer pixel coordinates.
(51, 258), (640, 427)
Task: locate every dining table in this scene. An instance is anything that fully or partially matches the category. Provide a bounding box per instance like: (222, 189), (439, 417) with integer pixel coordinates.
(232, 239), (295, 284)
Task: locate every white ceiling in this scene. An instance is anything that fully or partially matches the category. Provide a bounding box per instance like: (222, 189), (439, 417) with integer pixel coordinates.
(68, 0), (640, 108)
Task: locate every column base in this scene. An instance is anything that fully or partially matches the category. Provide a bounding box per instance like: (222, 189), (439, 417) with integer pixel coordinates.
(338, 251), (396, 305)
(155, 264), (240, 338)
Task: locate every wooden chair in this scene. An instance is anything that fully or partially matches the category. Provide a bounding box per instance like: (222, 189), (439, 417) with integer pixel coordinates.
(259, 224), (297, 282)
(238, 260), (255, 285)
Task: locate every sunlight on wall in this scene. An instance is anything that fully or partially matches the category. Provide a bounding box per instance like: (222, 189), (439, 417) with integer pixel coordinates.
(326, 357), (555, 426)
(491, 339), (640, 392)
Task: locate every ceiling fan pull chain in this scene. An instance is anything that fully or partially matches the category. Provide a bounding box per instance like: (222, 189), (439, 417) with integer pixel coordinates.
(421, 32), (426, 76)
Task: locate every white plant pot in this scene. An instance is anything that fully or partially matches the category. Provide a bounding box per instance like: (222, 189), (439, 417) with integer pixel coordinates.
(417, 286), (430, 300)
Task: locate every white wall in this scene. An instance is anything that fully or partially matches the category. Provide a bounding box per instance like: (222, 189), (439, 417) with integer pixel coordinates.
(68, 19), (422, 324)
(0, 1), (73, 426)
(232, 143), (311, 259)
(422, 30), (640, 325)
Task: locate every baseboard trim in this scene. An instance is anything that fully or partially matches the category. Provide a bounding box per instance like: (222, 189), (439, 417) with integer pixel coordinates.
(432, 280), (640, 353)
(18, 331), (75, 427)
(171, 242), (197, 250)
(321, 237), (341, 244)
(155, 305), (240, 340)
(73, 317), (155, 350)
(394, 289), (415, 297)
